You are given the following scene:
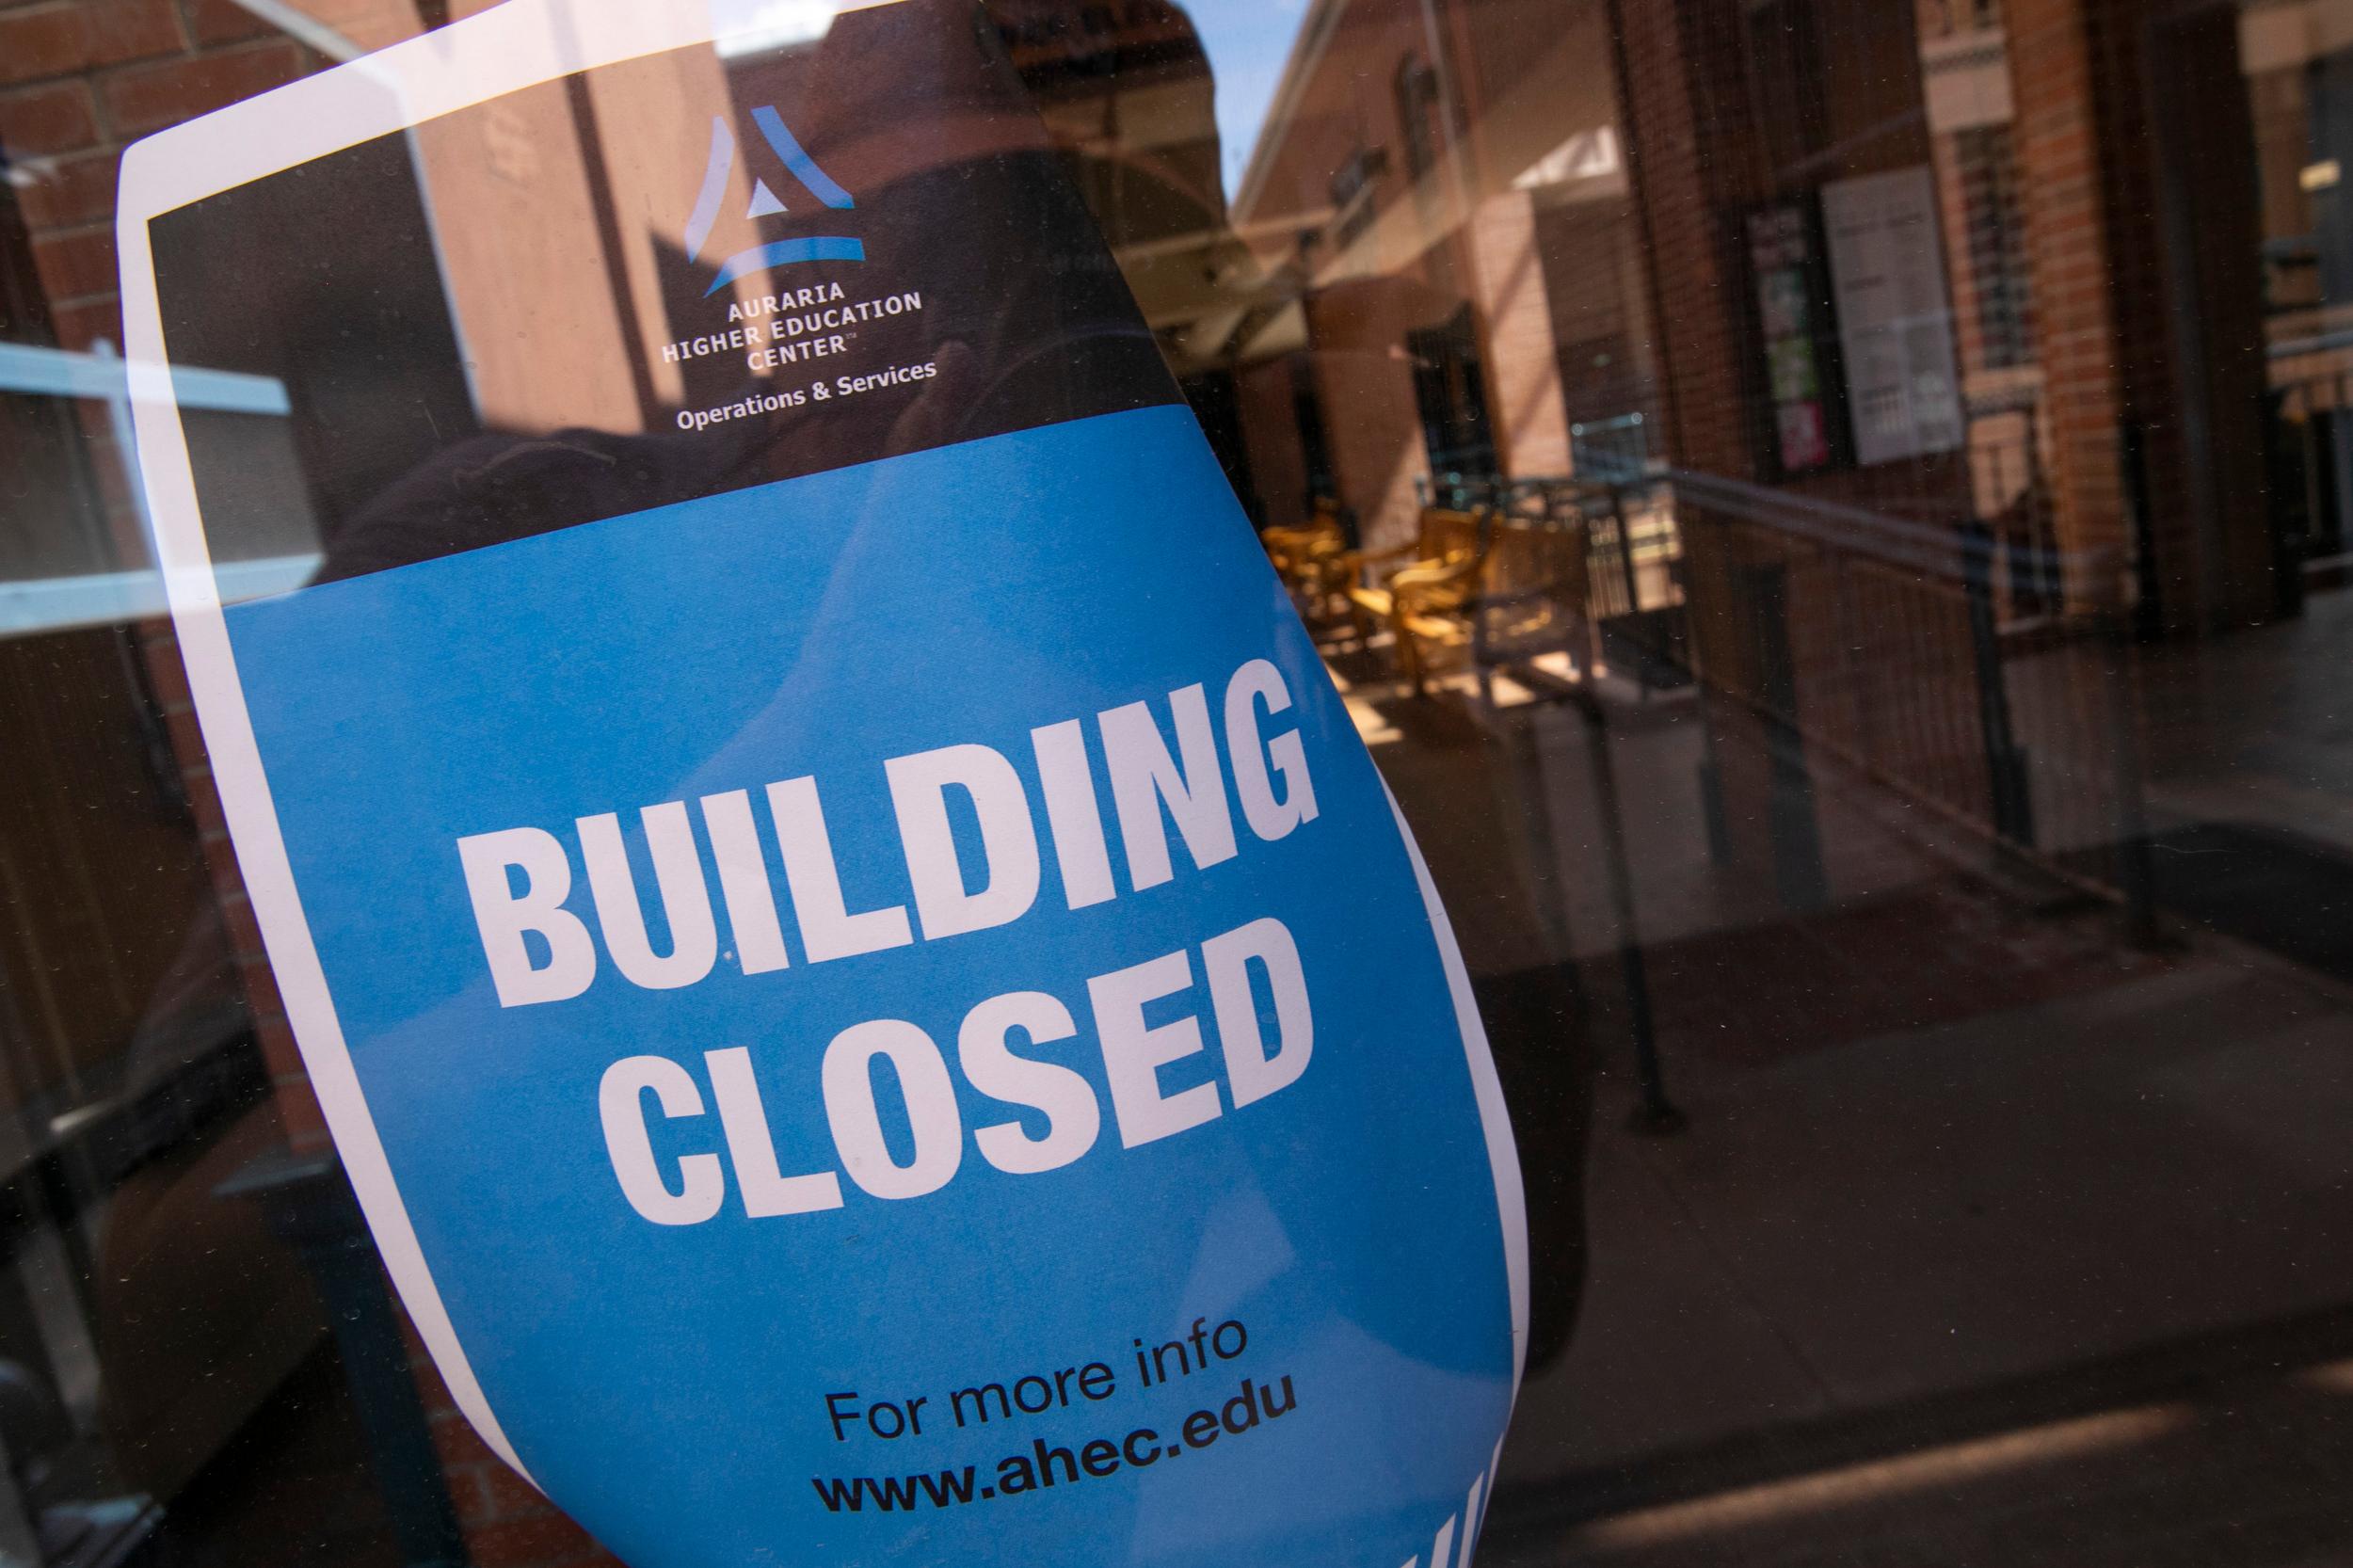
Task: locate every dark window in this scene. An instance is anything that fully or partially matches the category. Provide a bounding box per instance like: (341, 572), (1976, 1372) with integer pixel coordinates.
(1407, 305), (1499, 478)
(1956, 124), (2038, 369)
(1397, 56), (1443, 181)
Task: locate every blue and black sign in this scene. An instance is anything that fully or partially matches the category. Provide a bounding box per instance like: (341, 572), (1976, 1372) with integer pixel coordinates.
(124, 4), (1525, 1565)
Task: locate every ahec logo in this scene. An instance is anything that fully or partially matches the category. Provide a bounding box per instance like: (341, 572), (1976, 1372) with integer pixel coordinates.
(663, 102), (932, 423)
(685, 105), (862, 295)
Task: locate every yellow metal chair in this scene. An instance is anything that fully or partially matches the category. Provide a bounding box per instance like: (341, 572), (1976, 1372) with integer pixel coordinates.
(1261, 500), (1352, 625)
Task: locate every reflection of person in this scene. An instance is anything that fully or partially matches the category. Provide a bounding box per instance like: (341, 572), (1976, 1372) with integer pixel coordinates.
(144, 17), (1201, 1523)
(318, 0), (1595, 1386)
(316, 424), (752, 584)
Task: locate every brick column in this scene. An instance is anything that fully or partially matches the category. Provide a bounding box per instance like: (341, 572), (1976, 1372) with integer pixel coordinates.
(2006, 0), (2135, 614)
(1464, 188), (1573, 477)
(2009, 0), (2279, 629)
(1305, 275), (1449, 550)
(1609, 0), (1805, 891)
(1606, 0), (1758, 483)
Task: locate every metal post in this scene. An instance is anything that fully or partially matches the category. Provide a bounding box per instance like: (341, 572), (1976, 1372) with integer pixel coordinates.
(1613, 483), (1643, 616)
(1744, 562), (1830, 910)
(2101, 616), (2164, 951)
(1574, 690), (1684, 1135)
(2300, 388), (2324, 583)
(1961, 520), (2035, 846)
(1609, 483), (1654, 698)
(2028, 421), (2060, 607)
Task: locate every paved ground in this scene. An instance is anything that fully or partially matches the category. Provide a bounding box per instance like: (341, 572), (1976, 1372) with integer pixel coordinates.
(2140, 589), (2353, 857)
(1337, 637), (2353, 1568)
(1487, 1326), (2353, 1567)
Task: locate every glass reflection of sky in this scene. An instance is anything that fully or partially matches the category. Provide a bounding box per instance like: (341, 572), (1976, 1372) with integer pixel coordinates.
(709, 0), (1311, 199)
(1187, 0), (1309, 194)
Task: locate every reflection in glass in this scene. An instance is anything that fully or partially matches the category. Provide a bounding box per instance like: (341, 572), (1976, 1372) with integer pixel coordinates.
(3, 0), (2353, 1560)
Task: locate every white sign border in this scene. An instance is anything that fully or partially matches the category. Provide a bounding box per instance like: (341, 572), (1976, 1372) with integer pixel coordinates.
(115, 0), (1530, 1490)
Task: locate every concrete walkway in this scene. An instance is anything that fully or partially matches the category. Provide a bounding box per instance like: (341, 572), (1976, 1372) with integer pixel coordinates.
(1338, 650), (2353, 1567)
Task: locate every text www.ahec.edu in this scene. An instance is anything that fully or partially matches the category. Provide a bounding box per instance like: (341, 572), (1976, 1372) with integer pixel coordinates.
(811, 1372), (1298, 1513)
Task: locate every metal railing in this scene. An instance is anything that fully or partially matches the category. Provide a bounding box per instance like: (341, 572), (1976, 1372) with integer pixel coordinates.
(1404, 392), (2141, 904)
(1569, 411), (1655, 484)
(1415, 469), (1685, 618)
(1663, 464), (2151, 921)
(1399, 412), (2164, 921)
(1961, 401), (2064, 617)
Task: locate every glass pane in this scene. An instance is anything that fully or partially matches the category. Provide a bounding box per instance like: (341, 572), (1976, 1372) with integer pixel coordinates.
(4, 0), (2352, 1562)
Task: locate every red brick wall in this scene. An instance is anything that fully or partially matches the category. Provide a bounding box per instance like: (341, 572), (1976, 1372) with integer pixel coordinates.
(1533, 198), (1659, 428)
(2, 9), (309, 349)
(1607, 0), (1778, 760)
(4, 5), (329, 1138)
(1609, 0), (2000, 875)
(1305, 275), (1457, 549)
(1607, 0), (1756, 483)
(2137, 0), (2277, 631)
(4, 8), (617, 1563)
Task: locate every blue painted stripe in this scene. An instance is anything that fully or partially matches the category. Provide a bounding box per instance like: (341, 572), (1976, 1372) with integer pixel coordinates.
(683, 116), (735, 264)
(702, 237), (866, 295)
(751, 106), (855, 209)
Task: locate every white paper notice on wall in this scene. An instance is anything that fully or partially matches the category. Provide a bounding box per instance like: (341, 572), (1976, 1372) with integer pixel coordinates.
(1822, 166), (1967, 467)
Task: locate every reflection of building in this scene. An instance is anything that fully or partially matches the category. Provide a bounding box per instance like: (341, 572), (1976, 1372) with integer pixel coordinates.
(1193, 0), (2307, 638)
(984, 0), (1276, 515)
(993, 0), (1229, 262)
(1217, 0), (1657, 548)
(0, 8), (405, 1564)
(9, 3), (1210, 1560)
(0, 8), (917, 1568)
(4, 0), (2353, 1561)
(1173, 0), (2345, 909)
